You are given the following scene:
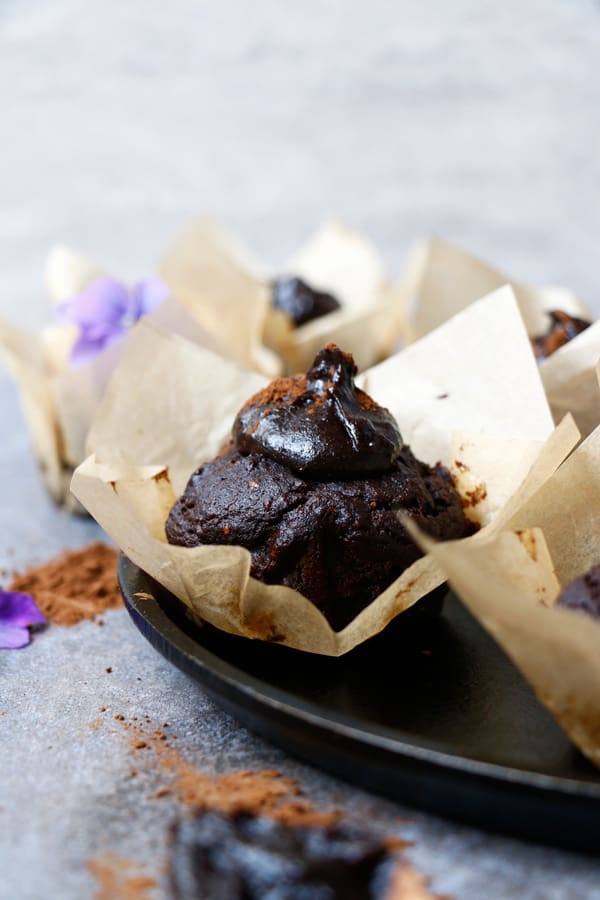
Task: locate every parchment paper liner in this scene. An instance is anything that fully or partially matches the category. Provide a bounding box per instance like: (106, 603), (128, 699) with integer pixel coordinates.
(159, 217), (404, 374)
(0, 247), (222, 509)
(71, 286), (579, 655)
(397, 238), (600, 439)
(410, 422), (600, 767)
(0, 218), (404, 509)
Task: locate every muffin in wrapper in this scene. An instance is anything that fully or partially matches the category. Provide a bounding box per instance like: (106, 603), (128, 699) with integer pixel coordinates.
(159, 217), (404, 374)
(411, 419), (600, 769)
(71, 286), (580, 655)
(398, 238), (600, 439)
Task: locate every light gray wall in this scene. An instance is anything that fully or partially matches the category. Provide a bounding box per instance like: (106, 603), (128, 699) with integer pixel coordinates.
(2, 1), (599, 326)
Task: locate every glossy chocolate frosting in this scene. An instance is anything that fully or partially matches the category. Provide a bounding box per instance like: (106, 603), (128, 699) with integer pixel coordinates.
(233, 344), (403, 477)
(531, 310), (591, 362)
(272, 276), (341, 327)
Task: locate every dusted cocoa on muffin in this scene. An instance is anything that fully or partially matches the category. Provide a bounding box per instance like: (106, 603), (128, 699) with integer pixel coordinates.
(531, 310), (592, 362)
(166, 345), (466, 630)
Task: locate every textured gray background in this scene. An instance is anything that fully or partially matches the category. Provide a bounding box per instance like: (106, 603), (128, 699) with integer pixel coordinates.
(2, 0), (600, 327)
(2, 2), (600, 898)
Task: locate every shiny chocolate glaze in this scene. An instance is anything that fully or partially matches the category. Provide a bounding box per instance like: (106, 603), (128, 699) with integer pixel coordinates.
(531, 310), (591, 362)
(233, 344), (403, 478)
(272, 276), (341, 327)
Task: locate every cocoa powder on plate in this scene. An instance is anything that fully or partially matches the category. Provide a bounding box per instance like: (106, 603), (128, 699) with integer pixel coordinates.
(9, 542), (121, 626)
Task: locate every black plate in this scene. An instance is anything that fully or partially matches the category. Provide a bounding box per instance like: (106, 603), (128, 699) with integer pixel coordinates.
(119, 555), (600, 851)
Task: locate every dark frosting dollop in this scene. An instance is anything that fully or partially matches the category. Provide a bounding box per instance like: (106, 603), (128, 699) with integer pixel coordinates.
(233, 344), (403, 477)
(272, 276), (341, 327)
(531, 310), (592, 362)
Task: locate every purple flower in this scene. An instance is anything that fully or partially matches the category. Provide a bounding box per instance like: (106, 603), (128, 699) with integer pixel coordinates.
(0, 592), (46, 649)
(57, 276), (169, 366)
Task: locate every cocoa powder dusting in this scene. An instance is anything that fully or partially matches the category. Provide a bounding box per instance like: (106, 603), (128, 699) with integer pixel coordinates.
(9, 542), (121, 626)
(87, 855), (157, 900)
(117, 716), (340, 827)
(240, 373), (308, 412)
(88, 716), (427, 897)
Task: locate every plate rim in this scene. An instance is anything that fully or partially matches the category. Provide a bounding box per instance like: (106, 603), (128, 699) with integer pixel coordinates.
(118, 554), (600, 802)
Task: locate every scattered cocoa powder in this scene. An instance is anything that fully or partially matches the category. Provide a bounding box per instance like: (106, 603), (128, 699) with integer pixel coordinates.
(87, 855), (157, 900)
(117, 715), (340, 827)
(8, 542), (121, 626)
(240, 373), (308, 412)
(88, 715), (438, 899)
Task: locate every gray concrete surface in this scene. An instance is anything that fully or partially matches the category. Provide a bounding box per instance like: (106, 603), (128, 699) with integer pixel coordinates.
(2, 368), (600, 899)
(2, 2), (600, 898)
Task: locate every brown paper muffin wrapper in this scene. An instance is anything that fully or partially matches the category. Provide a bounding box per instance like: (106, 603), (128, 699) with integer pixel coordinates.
(0, 246), (220, 509)
(398, 238), (600, 439)
(159, 217), (404, 374)
(72, 287), (578, 655)
(538, 323), (600, 440)
(0, 218), (403, 509)
(410, 423), (600, 767)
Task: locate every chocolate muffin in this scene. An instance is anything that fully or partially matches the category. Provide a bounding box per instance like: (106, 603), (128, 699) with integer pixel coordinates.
(166, 344), (466, 630)
(272, 276), (341, 328)
(556, 564), (600, 619)
(531, 310), (591, 362)
(170, 809), (400, 899)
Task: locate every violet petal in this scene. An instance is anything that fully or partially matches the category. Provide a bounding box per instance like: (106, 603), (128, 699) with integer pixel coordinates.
(0, 623), (32, 650)
(0, 591), (46, 627)
(69, 322), (127, 366)
(128, 277), (170, 320)
(0, 592), (46, 650)
(57, 277), (130, 328)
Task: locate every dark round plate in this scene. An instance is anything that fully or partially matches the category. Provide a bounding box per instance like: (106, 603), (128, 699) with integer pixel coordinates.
(119, 554), (600, 851)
